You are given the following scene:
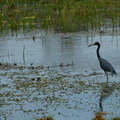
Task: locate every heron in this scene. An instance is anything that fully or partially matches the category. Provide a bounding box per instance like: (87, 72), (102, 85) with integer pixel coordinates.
(88, 42), (116, 80)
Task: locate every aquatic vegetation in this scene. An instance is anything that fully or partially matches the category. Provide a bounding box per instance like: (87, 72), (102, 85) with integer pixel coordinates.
(92, 112), (105, 120)
(36, 116), (54, 120)
(1, 62), (120, 120)
(0, 0), (120, 31)
(113, 118), (120, 120)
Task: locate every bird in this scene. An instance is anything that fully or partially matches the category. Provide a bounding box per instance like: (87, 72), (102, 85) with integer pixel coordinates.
(88, 42), (116, 76)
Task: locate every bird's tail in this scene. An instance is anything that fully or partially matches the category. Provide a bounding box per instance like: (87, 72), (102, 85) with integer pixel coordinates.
(112, 70), (117, 76)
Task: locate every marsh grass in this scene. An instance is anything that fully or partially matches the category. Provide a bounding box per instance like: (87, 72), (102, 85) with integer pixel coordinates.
(113, 118), (120, 120)
(0, 0), (120, 32)
(36, 116), (54, 120)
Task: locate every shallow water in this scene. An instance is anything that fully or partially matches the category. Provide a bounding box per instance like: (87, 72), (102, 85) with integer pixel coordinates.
(0, 29), (120, 120)
(0, 29), (120, 71)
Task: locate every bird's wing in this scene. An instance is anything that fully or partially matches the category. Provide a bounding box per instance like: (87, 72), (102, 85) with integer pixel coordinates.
(99, 58), (116, 74)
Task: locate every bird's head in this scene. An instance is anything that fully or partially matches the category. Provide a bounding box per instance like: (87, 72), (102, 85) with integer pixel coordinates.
(88, 41), (100, 47)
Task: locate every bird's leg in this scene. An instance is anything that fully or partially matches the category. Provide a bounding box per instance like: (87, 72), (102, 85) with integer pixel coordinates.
(106, 72), (109, 83)
(104, 71), (109, 83)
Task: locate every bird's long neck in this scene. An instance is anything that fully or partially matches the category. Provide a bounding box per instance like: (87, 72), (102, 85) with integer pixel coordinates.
(97, 44), (101, 59)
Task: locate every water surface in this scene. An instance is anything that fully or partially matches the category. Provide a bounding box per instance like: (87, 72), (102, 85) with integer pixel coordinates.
(0, 29), (120, 120)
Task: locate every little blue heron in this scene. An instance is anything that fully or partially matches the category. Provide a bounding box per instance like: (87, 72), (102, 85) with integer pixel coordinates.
(88, 42), (116, 77)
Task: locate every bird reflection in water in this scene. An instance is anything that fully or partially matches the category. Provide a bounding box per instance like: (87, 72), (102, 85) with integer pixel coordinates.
(99, 84), (115, 112)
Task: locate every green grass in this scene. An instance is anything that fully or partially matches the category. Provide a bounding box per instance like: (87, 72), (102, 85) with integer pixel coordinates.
(113, 118), (120, 120)
(0, 0), (120, 32)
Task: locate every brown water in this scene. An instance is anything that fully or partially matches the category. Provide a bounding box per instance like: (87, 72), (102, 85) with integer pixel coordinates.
(0, 29), (120, 120)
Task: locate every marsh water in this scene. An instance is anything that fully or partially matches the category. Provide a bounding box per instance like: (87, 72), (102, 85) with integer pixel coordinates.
(0, 28), (120, 120)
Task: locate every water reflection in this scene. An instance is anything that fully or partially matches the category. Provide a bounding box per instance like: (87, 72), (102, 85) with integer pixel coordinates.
(99, 83), (115, 112)
(0, 29), (120, 73)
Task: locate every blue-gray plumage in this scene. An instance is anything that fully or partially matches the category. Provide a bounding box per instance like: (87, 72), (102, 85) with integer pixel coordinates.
(88, 42), (116, 75)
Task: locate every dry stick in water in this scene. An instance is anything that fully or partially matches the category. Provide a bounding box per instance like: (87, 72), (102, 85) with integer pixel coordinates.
(23, 45), (26, 64)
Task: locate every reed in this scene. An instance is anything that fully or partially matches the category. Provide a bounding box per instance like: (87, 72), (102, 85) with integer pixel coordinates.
(0, 0), (120, 32)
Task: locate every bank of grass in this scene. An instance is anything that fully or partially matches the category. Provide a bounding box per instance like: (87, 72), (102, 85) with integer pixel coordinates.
(35, 115), (120, 120)
(36, 116), (54, 120)
(113, 118), (120, 120)
(0, 0), (120, 32)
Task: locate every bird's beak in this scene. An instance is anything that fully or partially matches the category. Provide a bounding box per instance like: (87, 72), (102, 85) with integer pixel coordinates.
(88, 44), (94, 47)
